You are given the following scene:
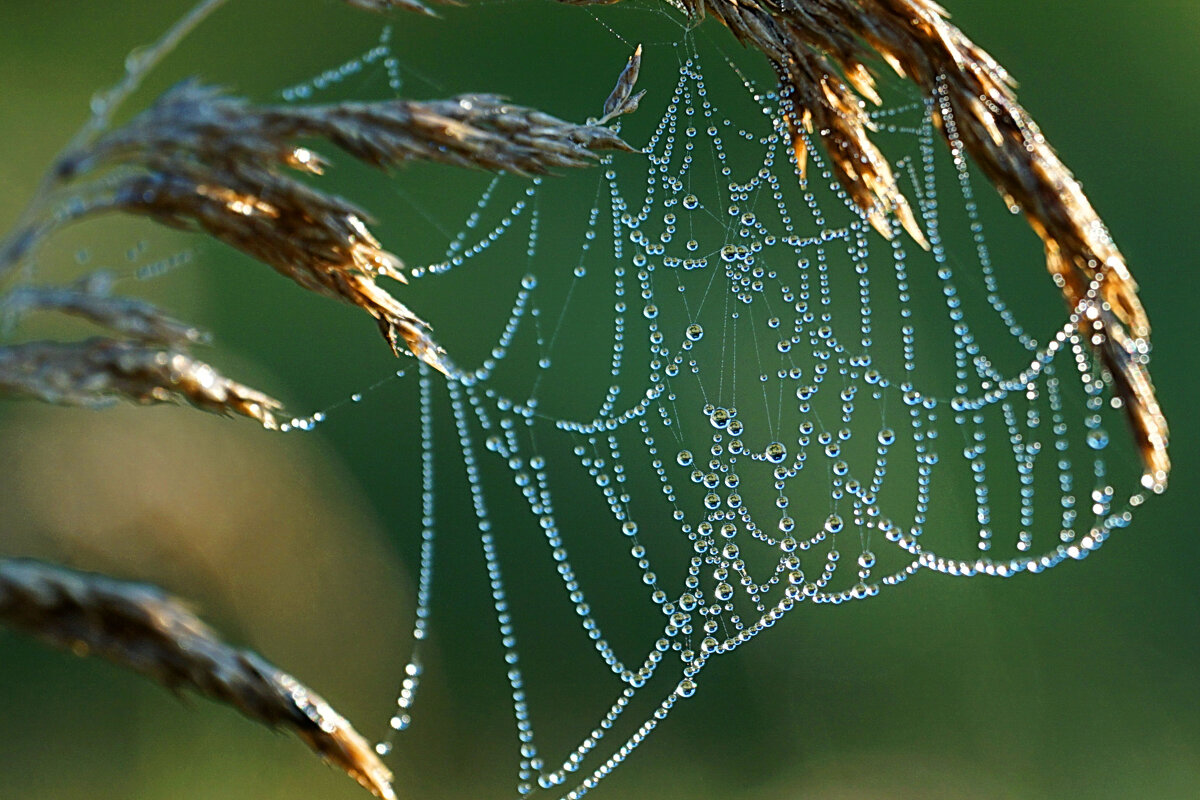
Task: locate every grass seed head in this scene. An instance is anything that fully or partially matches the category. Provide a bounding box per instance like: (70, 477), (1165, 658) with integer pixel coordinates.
(0, 338), (284, 429)
(672, 0), (1169, 490)
(0, 559), (396, 799)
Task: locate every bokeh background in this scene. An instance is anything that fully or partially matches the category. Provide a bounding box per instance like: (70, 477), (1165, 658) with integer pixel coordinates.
(1, 1), (1197, 798)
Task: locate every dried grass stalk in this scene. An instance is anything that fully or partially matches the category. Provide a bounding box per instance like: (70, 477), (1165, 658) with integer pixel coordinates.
(650, 0), (1168, 491)
(110, 167), (447, 371)
(596, 44), (646, 124)
(0, 0), (437, 280)
(43, 81), (632, 373)
(0, 338), (283, 429)
(1, 270), (207, 347)
(652, 0), (927, 247)
(67, 81), (632, 180)
(0, 558), (395, 799)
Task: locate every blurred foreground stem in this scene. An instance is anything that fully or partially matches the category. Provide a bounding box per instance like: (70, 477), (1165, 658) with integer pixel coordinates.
(0, 558), (396, 799)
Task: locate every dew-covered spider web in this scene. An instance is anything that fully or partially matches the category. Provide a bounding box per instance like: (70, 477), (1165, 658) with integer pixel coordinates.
(236, 8), (1155, 798)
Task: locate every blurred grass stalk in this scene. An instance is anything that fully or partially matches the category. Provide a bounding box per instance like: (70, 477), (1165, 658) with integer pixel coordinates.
(0, 558), (397, 799)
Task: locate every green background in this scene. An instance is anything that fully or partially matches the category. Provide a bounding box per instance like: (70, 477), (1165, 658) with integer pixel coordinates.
(0, 1), (1197, 798)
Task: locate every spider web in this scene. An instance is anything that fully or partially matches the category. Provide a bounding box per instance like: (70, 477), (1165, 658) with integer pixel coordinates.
(235, 8), (1151, 798)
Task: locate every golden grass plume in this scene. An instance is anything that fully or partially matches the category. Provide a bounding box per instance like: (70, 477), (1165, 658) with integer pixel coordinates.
(648, 0), (1169, 491)
(1, 270), (207, 347)
(9, 81), (633, 376)
(0, 338), (284, 428)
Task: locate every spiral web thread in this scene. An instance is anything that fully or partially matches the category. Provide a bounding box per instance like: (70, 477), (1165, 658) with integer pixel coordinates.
(271, 25), (1153, 799)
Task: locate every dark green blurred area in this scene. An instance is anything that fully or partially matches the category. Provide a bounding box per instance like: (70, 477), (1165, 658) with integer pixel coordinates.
(1, 1), (1198, 798)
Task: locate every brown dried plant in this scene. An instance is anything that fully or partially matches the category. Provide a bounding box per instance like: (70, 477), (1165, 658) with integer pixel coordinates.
(0, 2), (639, 796)
(50, 80), (632, 373)
(563, 0), (1169, 492)
(4, 84), (632, 377)
(0, 559), (395, 799)
(2, 270), (207, 348)
(0, 6), (635, 419)
(0, 270), (285, 425)
(595, 44), (647, 125)
(701, 0), (1169, 492)
(0, 338), (284, 429)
